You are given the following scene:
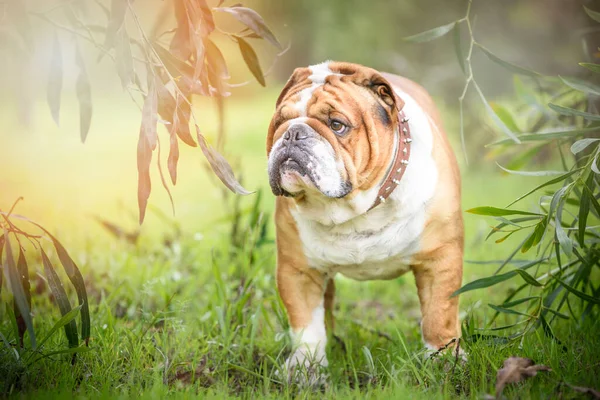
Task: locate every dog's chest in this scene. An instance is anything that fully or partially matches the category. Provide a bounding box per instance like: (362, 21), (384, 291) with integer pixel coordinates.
(293, 206), (425, 281)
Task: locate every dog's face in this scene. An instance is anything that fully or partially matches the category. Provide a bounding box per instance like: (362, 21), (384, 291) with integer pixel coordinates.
(267, 62), (405, 203)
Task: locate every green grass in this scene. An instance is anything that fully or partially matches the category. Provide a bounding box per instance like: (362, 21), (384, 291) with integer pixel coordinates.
(1, 92), (599, 399)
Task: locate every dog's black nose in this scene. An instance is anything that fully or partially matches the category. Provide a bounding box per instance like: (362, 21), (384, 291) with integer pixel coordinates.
(283, 124), (309, 141)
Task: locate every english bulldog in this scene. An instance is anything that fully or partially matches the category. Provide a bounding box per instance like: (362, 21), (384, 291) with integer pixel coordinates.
(266, 61), (463, 378)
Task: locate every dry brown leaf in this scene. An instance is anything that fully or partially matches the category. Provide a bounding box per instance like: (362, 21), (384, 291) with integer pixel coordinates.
(494, 357), (551, 399)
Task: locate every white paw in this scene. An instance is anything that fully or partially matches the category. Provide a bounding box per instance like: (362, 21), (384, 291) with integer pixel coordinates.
(281, 345), (329, 387)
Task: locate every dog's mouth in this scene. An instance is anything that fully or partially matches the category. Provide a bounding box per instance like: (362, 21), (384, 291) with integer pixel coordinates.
(269, 151), (314, 197)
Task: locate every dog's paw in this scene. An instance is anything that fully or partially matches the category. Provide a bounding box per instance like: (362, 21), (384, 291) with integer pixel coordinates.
(424, 339), (467, 364)
(279, 346), (329, 388)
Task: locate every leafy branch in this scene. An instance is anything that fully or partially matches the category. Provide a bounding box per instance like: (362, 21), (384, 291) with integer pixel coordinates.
(405, 0), (600, 339)
(3, 0), (285, 223)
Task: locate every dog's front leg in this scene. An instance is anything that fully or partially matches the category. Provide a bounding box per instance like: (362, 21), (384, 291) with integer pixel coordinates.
(277, 262), (329, 377)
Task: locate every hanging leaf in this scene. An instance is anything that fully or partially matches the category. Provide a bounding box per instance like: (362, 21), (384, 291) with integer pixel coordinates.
(489, 126), (600, 146)
(593, 156), (600, 174)
(215, 6), (282, 49)
(520, 219), (547, 253)
(559, 75), (600, 96)
(451, 258), (546, 297)
(153, 44), (206, 95)
(453, 23), (466, 74)
(47, 32), (63, 126)
(496, 163), (565, 176)
(137, 119), (153, 225)
(235, 36), (265, 86)
(570, 138), (600, 154)
(466, 207), (543, 217)
(2, 230), (36, 349)
(584, 6), (600, 23)
(115, 26), (134, 88)
(506, 168), (582, 207)
(13, 249), (31, 347)
(75, 44), (93, 143)
(156, 82), (195, 147)
(170, 0), (193, 61)
(104, 0), (129, 49)
(548, 103), (600, 121)
(579, 62), (600, 73)
(142, 79), (158, 150)
(206, 38), (230, 96)
(577, 174), (593, 246)
(168, 124), (180, 185)
(195, 125), (253, 195)
(403, 21), (456, 43)
(473, 82), (520, 143)
(156, 137), (175, 215)
(555, 275), (600, 305)
(41, 249), (78, 348)
(479, 45), (540, 77)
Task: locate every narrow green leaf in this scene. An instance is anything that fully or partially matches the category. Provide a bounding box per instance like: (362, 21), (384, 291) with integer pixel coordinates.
(579, 62), (600, 73)
(235, 36), (265, 86)
(490, 103), (521, 132)
(488, 127), (600, 146)
(48, 235), (90, 345)
(453, 23), (465, 74)
(28, 346), (94, 365)
(593, 156), (600, 174)
(514, 269), (543, 287)
(521, 219), (547, 253)
(578, 175), (592, 246)
(555, 202), (573, 256)
(543, 307), (569, 320)
(403, 21), (456, 43)
(584, 6), (600, 23)
(501, 296), (540, 308)
(479, 45), (540, 76)
(549, 103), (600, 121)
(559, 75), (600, 96)
(41, 249), (78, 348)
(0, 331), (19, 361)
(496, 163), (565, 176)
(486, 216), (542, 240)
(488, 304), (532, 317)
(2, 230), (36, 349)
(466, 207), (543, 217)
(571, 138), (600, 154)
(37, 304), (82, 351)
(473, 82), (520, 143)
(14, 249), (31, 347)
(555, 275), (600, 305)
(451, 258), (546, 297)
(507, 168), (582, 207)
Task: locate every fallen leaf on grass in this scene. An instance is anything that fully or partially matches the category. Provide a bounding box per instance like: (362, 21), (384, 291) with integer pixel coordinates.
(493, 357), (551, 399)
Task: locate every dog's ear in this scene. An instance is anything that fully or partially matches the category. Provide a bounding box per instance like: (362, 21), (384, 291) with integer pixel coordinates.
(368, 73), (404, 113)
(275, 67), (309, 108)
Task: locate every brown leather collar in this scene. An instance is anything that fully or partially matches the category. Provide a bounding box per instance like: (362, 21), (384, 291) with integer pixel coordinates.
(367, 109), (412, 211)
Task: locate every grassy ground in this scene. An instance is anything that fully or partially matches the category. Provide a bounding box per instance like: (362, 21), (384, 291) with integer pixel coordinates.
(0, 90), (599, 398)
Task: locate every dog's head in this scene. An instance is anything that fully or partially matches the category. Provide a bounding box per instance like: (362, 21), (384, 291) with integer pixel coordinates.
(267, 62), (404, 214)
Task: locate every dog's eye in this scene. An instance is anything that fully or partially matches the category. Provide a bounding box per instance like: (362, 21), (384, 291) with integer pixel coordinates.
(329, 120), (347, 135)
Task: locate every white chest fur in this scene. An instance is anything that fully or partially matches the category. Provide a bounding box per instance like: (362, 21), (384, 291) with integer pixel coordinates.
(291, 89), (439, 281)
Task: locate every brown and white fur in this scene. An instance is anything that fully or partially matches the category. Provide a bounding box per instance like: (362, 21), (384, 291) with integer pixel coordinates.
(266, 61), (463, 378)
